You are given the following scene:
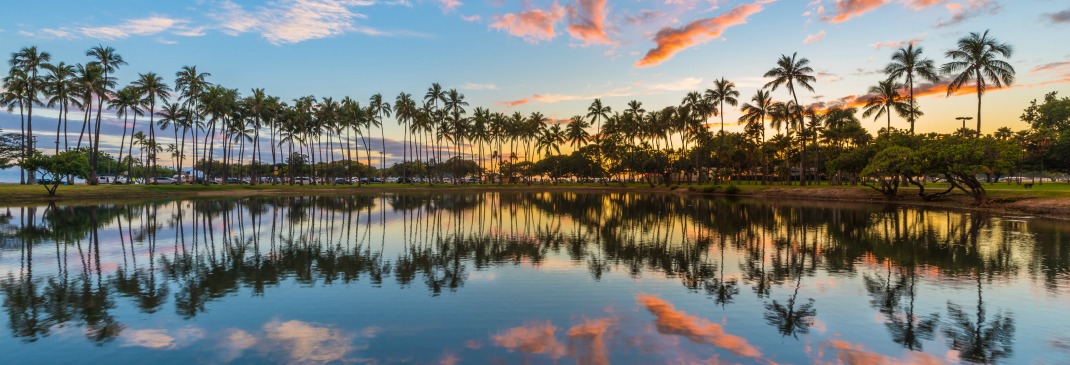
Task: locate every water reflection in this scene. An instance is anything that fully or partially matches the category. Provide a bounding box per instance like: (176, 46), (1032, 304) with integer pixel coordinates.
(0, 193), (1067, 364)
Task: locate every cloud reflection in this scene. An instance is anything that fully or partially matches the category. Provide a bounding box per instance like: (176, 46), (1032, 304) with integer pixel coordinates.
(636, 294), (761, 359)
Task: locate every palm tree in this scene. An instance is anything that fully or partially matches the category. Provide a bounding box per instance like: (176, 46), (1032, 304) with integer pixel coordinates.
(942, 30), (1015, 135)
(739, 89), (773, 184)
(369, 93), (391, 174)
(244, 88), (270, 185)
(109, 86), (144, 180)
(132, 72), (171, 181)
(706, 77), (739, 133)
(175, 66), (211, 183)
(11, 46), (51, 184)
(862, 80), (909, 132)
(587, 99), (611, 182)
(885, 44), (940, 134)
(764, 53), (816, 185)
(86, 45), (125, 184)
(443, 89), (468, 163)
(565, 115), (590, 149)
(42, 61), (78, 154)
(394, 92), (416, 180)
(157, 103), (187, 175)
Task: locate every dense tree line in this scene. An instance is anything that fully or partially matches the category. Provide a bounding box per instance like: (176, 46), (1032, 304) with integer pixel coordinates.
(2, 30), (1067, 201)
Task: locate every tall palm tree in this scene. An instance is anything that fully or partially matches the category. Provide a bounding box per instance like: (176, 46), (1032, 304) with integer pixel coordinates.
(706, 77), (739, 133)
(175, 66), (211, 182)
(157, 103), (187, 175)
(443, 89), (468, 163)
(368, 93), (391, 174)
(394, 92), (416, 179)
(740, 89), (773, 184)
(244, 88), (269, 185)
(86, 45), (125, 184)
(764, 53), (816, 185)
(109, 86), (144, 179)
(587, 99), (611, 181)
(862, 80), (909, 132)
(885, 44), (940, 134)
(942, 30), (1015, 135)
(132, 72), (171, 181)
(10, 47), (51, 184)
(43, 61), (78, 154)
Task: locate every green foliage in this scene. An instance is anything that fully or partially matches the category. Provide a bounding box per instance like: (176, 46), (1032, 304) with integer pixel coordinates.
(1021, 91), (1070, 132)
(723, 185), (741, 195)
(0, 130), (23, 169)
(19, 150), (90, 196)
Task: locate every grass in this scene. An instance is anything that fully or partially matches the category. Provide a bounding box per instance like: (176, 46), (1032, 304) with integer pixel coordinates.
(1, 179), (1067, 205)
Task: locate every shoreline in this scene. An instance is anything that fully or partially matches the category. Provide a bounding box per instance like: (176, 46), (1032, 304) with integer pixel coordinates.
(1, 183), (1068, 221)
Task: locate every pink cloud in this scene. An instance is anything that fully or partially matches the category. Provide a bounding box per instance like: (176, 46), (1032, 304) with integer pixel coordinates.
(567, 0), (613, 45)
(498, 98), (529, 107)
(460, 14), (481, 22)
(870, 37), (921, 49)
(804, 30), (826, 44)
(636, 294), (762, 359)
(901, 0), (946, 10)
(823, 0), (890, 23)
(436, 0), (462, 13)
(490, 2), (566, 43)
(820, 340), (946, 365)
(635, 0), (771, 67)
(491, 321), (567, 359)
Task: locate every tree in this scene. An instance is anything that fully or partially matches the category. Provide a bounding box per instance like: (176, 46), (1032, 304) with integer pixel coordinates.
(131, 72), (171, 181)
(765, 53), (817, 185)
(862, 80), (909, 132)
(20, 150), (90, 196)
(942, 30), (1015, 135)
(175, 65), (211, 183)
(85, 45), (125, 184)
(108, 86), (144, 178)
(11, 46), (51, 184)
(885, 44), (941, 134)
(43, 61), (78, 154)
(706, 77), (739, 134)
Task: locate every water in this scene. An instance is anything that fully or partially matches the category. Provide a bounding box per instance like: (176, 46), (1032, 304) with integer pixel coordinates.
(0, 193), (1068, 364)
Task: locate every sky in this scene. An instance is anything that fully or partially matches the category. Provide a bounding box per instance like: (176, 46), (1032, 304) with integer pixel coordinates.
(2, 0), (1070, 181)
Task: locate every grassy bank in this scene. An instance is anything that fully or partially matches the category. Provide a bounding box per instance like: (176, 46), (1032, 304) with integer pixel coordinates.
(2, 181), (1068, 219)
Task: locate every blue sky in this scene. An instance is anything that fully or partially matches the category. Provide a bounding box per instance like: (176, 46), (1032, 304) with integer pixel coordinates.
(2, 0), (1070, 181)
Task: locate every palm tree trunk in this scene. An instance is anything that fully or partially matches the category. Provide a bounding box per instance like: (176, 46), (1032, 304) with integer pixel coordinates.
(127, 114), (139, 181)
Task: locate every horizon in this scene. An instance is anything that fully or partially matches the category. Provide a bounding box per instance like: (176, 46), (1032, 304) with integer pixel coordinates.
(2, 0), (1070, 182)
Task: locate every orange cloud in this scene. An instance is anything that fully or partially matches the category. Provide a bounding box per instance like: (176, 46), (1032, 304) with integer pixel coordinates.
(870, 36), (922, 49)
(902, 0), (946, 10)
(491, 321), (567, 359)
(490, 2), (566, 43)
(567, 0), (613, 45)
(821, 340), (946, 365)
(636, 294), (762, 359)
(567, 318), (615, 365)
(635, 0), (771, 67)
(824, 0), (890, 23)
(498, 98), (529, 107)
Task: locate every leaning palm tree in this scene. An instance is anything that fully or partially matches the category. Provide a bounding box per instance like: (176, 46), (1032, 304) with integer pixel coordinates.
(394, 92), (416, 177)
(862, 80), (909, 132)
(941, 30), (1015, 135)
(132, 72), (171, 181)
(885, 44), (940, 134)
(86, 45), (126, 184)
(764, 53), (816, 185)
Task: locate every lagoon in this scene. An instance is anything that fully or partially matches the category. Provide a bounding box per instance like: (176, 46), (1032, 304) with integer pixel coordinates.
(0, 193), (1068, 364)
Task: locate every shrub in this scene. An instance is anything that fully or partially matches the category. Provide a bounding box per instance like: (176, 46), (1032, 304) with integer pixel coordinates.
(724, 185), (741, 195)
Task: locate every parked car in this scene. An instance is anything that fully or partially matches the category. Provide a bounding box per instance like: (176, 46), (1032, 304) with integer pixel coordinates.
(334, 178), (351, 185)
(151, 177), (176, 184)
(369, 177), (383, 184)
(294, 177), (311, 185)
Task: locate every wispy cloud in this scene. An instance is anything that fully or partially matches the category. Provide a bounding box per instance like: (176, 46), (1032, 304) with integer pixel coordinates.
(935, 0), (1001, 28)
(460, 83), (498, 90)
(869, 36), (922, 49)
(211, 0), (385, 44)
(566, 0), (613, 45)
(635, 0), (772, 68)
(498, 98), (529, 107)
(79, 16), (193, 40)
(624, 10), (663, 25)
(436, 0), (463, 13)
(490, 2), (567, 43)
(460, 14), (482, 22)
(820, 0), (945, 23)
(1032, 60), (1070, 73)
(636, 294), (762, 359)
(804, 30), (826, 44)
(1044, 8), (1070, 24)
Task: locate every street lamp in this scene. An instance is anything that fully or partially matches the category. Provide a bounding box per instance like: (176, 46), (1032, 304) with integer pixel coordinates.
(955, 116), (973, 131)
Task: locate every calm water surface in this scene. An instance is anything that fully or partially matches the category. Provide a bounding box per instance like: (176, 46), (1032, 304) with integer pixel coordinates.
(1, 193), (1068, 364)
